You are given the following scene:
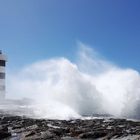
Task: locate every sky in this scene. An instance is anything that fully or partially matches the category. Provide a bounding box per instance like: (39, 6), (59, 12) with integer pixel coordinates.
(0, 0), (140, 72)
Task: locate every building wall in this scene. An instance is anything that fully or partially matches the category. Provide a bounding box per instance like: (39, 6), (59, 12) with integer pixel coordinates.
(0, 54), (6, 99)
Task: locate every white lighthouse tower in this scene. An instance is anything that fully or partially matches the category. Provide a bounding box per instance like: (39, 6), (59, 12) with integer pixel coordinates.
(0, 51), (7, 99)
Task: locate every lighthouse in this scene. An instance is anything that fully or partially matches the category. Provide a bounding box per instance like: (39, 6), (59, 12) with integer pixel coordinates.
(0, 51), (7, 99)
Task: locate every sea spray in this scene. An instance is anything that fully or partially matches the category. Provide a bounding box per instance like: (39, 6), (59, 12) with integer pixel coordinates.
(6, 44), (140, 119)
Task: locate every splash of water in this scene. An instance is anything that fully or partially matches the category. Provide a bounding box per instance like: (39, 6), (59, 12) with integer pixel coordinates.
(6, 43), (140, 119)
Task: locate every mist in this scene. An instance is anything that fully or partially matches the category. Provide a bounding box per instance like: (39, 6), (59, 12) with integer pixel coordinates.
(6, 43), (140, 119)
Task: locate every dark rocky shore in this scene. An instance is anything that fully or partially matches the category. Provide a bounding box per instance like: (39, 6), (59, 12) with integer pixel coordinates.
(0, 114), (140, 140)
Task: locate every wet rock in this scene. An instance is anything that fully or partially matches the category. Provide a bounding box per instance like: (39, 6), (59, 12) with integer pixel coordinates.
(0, 114), (139, 139)
(51, 128), (64, 136)
(40, 130), (54, 139)
(0, 131), (11, 138)
(78, 131), (107, 139)
(0, 126), (11, 138)
(25, 130), (36, 137)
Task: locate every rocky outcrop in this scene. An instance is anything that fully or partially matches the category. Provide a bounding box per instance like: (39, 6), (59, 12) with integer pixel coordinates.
(0, 114), (140, 139)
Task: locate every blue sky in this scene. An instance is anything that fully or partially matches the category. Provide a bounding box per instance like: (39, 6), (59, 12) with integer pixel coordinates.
(0, 0), (140, 71)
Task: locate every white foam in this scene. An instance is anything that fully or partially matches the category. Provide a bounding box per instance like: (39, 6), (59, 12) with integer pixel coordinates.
(6, 43), (140, 119)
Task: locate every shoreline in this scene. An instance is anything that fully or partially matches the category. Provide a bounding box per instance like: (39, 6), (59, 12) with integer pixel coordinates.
(0, 114), (139, 139)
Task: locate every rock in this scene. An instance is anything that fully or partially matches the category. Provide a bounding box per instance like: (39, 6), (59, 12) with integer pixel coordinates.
(0, 114), (139, 139)
(78, 131), (107, 139)
(51, 128), (64, 136)
(40, 130), (54, 139)
(0, 131), (11, 138)
(25, 130), (36, 137)
(0, 126), (11, 138)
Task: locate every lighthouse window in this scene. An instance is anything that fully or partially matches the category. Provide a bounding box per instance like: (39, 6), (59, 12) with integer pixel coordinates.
(0, 60), (5, 66)
(0, 73), (5, 79)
